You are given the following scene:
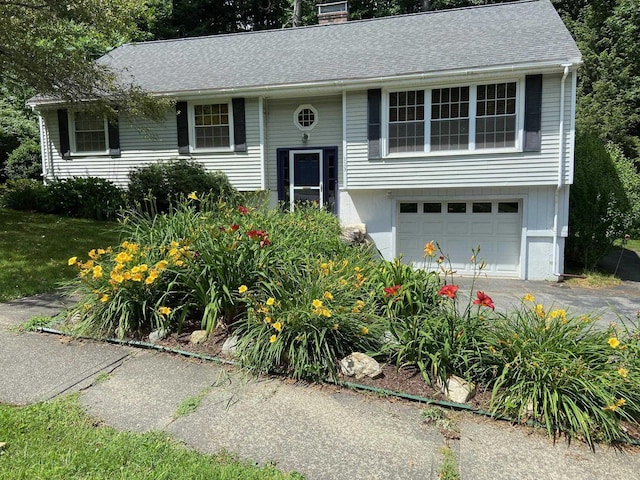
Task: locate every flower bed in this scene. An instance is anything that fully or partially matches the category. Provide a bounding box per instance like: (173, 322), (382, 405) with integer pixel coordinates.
(64, 195), (640, 448)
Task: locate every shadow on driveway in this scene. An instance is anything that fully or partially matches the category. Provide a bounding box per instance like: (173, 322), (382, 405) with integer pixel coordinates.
(598, 247), (640, 282)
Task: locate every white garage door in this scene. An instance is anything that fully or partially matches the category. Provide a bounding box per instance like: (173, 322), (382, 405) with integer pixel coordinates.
(397, 200), (522, 276)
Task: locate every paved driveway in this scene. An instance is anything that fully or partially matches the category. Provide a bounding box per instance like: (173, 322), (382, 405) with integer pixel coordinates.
(455, 276), (639, 326)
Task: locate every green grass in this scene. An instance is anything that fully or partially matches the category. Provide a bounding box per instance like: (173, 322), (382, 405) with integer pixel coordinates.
(0, 208), (121, 302)
(174, 386), (212, 418)
(0, 395), (302, 480)
(438, 446), (460, 480)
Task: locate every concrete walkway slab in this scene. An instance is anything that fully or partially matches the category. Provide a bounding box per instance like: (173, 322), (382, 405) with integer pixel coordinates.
(458, 417), (640, 480)
(169, 376), (442, 480)
(0, 292), (72, 328)
(0, 330), (130, 405)
(80, 350), (227, 432)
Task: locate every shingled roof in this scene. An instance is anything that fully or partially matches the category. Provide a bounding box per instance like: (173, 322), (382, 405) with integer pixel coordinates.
(99, 0), (580, 95)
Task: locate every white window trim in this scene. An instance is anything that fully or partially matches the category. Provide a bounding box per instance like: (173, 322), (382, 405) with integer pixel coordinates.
(382, 78), (524, 158)
(293, 104), (318, 131)
(68, 111), (109, 156)
(188, 100), (234, 153)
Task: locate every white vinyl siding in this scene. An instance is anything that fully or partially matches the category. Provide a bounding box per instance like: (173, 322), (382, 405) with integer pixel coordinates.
(265, 95), (342, 191)
(42, 98), (263, 190)
(346, 73), (574, 189)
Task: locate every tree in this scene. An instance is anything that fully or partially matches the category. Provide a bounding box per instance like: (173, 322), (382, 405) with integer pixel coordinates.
(567, 128), (630, 269)
(0, 0), (168, 119)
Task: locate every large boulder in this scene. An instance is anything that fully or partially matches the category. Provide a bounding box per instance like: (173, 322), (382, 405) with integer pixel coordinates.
(437, 375), (476, 403)
(341, 223), (367, 245)
(340, 352), (383, 379)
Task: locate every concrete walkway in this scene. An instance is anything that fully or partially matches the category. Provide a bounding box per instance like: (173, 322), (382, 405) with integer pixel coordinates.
(1, 287), (640, 480)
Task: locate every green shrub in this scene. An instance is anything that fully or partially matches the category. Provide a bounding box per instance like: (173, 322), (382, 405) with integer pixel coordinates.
(0, 178), (48, 210)
(567, 128), (630, 269)
(4, 139), (41, 180)
(47, 177), (127, 220)
(127, 160), (239, 214)
(484, 299), (640, 447)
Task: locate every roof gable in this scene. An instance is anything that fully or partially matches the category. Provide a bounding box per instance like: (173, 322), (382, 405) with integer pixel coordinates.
(100, 0), (581, 95)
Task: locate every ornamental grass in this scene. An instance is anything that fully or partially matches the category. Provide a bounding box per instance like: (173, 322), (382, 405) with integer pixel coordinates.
(484, 299), (640, 448)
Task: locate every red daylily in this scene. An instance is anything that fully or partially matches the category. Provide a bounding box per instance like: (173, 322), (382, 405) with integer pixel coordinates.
(473, 291), (495, 310)
(259, 237), (271, 248)
(230, 224), (240, 232)
(247, 229), (267, 240)
(238, 205), (249, 215)
(383, 284), (402, 297)
(438, 284), (459, 299)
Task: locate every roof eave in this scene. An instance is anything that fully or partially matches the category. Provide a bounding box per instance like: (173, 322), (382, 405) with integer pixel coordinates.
(28, 57), (582, 108)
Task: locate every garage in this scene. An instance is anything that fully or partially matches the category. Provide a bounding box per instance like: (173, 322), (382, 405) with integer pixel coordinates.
(396, 200), (522, 277)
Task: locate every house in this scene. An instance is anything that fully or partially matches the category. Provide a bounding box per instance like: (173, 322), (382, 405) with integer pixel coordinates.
(29, 0), (581, 280)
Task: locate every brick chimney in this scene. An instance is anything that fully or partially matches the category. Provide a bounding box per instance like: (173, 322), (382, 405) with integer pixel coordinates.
(317, 1), (348, 25)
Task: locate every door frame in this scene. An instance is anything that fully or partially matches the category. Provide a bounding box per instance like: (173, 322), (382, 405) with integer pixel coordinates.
(277, 146), (338, 213)
(288, 149), (323, 211)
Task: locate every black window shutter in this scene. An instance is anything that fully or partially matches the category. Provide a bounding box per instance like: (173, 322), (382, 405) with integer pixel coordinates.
(524, 75), (543, 152)
(368, 89), (382, 159)
(232, 98), (247, 152)
(107, 111), (121, 157)
(57, 109), (71, 159)
(176, 101), (189, 154)
(276, 148), (288, 203)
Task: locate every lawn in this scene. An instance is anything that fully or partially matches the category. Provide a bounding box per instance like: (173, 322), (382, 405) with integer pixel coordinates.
(0, 208), (121, 302)
(0, 395), (299, 480)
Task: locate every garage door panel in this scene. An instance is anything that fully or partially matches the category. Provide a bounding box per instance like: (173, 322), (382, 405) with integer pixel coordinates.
(397, 200), (522, 277)
(445, 221), (470, 235)
(470, 221), (493, 235)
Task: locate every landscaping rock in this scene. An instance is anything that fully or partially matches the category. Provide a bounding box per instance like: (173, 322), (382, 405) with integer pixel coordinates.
(221, 335), (239, 358)
(148, 328), (169, 343)
(438, 375), (476, 403)
(189, 330), (208, 345)
(340, 223), (367, 245)
(339, 352), (383, 379)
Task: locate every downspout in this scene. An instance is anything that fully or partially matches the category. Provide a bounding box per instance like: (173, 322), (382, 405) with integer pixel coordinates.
(259, 97), (266, 191)
(342, 90), (347, 189)
(37, 113), (47, 180)
(552, 65), (571, 278)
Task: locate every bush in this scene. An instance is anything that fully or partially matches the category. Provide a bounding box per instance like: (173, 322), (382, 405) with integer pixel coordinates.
(0, 177), (125, 220)
(4, 139), (41, 180)
(0, 178), (48, 211)
(484, 299), (640, 447)
(567, 128), (630, 269)
(47, 177), (127, 220)
(127, 160), (239, 214)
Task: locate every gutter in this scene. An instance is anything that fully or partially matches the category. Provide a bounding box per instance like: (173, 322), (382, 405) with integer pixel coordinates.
(552, 64), (571, 278)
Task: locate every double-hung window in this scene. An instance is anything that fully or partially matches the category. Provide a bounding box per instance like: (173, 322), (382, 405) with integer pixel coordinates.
(388, 90), (425, 154)
(386, 81), (519, 155)
(71, 112), (108, 154)
(431, 86), (470, 151)
(475, 82), (517, 149)
(192, 102), (232, 150)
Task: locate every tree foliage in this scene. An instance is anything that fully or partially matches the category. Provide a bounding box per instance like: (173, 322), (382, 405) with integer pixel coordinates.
(567, 128), (630, 269)
(0, 0), (169, 119)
